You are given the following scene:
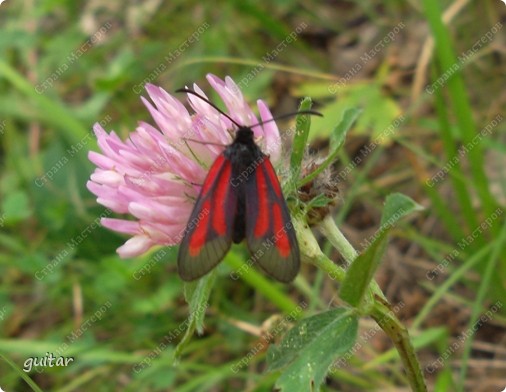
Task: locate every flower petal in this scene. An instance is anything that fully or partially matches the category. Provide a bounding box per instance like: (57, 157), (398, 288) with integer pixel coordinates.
(101, 218), (140, 235)
(257, 99), (282, 164)
(117, 236), (153, 258)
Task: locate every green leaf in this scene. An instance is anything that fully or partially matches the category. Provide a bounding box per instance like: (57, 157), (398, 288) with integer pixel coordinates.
(299, 107), (361, 187)
(267, 308), (358, 391)
(307, 194), (334, 208)
(289, 97), (313, 186)
(175, 271), (216, 359)
(340, 193), (424, 308)
(339, 230), (389, 308)
(329, 107), (362, 153)
(380, 193), (425, 227)
(182, 271), (215, 334)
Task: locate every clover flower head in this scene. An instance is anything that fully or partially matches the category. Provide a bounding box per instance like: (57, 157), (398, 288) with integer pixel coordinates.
(87, 74), (282, 257)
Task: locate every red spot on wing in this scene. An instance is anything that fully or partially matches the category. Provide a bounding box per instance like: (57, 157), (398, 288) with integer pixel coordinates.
(212, 161), (232, 234)
(262, 159), (282, 197)
(189, 199), (211, 256)
(201, 155), (226, 194)
(272, 203), (291, 257)
(254, 164), (269, 237)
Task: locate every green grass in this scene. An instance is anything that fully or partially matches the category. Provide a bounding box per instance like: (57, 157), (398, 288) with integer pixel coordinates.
(0, 1), (505, 391)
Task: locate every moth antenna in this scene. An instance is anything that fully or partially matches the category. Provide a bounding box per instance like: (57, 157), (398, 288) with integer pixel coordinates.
(176, 88), (242, 128)
(177, 88), (323, 129)
(251, 110), (323, 128)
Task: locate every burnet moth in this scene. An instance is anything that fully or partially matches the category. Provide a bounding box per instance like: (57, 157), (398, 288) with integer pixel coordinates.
(177, 88), (321, 282)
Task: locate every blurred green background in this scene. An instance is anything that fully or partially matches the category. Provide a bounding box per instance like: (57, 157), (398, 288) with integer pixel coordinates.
(0, 1), (505, 391)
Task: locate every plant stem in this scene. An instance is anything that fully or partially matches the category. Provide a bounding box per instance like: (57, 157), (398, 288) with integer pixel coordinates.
(319, 215), (357, 265)
(317, 216), (427, 391)
(370, 301), (428, 392)
(319, 216), (387, 303)
(312, 253), (346, 282)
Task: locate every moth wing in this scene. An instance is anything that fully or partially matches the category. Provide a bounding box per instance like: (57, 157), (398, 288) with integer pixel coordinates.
(178, 155), (238, 281)
(244, 157), (300, 282)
